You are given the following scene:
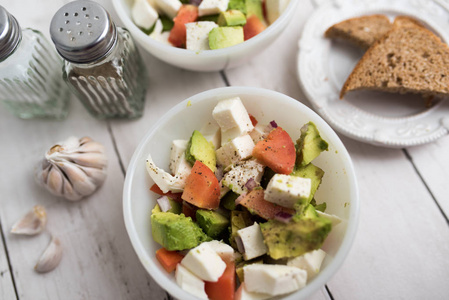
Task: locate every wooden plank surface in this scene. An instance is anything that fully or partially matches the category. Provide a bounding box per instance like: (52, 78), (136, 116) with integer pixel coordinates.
(0, 232), (16, 300)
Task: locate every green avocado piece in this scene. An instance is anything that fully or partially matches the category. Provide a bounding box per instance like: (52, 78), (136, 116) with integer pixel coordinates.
(295, 122), (329, 168)
(218, 10), (247, 26)
(209, 27), (244, 50)
(198, 14), (220, 23)
(160, 15), (174, 32)
(185, 130), (216, 172)
(228, 0), (246, 14)
(196, 209), (230, 239)
(151, 212), (210, 251)
(260, 205), (332, 259)
(229, 210), (254, 249)
(291, 163), (325, 208)
(310, 198), (327, 212)
(151, 198), (183, 215)
(221, 191), (239, 210)
(245, 0), (264, 21)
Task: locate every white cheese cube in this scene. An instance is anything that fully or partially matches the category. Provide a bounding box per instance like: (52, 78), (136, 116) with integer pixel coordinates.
(203, 240), (235, 262)
(132, 0), (158, 30)
(175, 264), (208, 300)
(155, 0), (182, 19)
(287, 249), (326, 281)
(237, 223), (267, 260)
(265, 0), (290, 24)
(149, 20), (172, 45)
(317, 211), (343, 227)
(222, 126), (250, 144)
(244, 264), (307, 296)
(235, 283), (272, 300)
(186, 22), (219, 51)
(264, 174), (311, 209)
(216, 135), (255, 169)
(181, 243), (226, 282)
(200, 121), (221, 150)
(198, 0), (230, 16)
(212, 97), (254, 132)
(249, 124), (269, 144)
(146, 154), (185, 193)
(222, 159), (264, 195)
(169, 140), (188, 174)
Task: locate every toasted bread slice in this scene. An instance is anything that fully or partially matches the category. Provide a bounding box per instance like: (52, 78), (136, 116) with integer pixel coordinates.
(325, 14), (392, 49)
(340, 16), (449, 99)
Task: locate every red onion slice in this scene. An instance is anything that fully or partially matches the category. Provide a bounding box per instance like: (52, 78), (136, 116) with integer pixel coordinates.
(157, 195), (172, 212)
(270, 120), (278, 128)
(234, 236), (245, 254)
(189, 0), (202, 5)
(235, 192), (247, 206)
(274, 211), (293, 223)
(215, 165), (224, 182)
(245, 178), (257, 191)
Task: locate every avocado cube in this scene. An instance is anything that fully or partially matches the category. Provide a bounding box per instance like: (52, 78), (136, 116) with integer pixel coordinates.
(196, 209), (230, 239)
(245, 0), (263, 21)
(260, 205), (331, 259)
(221, 191), (239, 210)
(209, 27), (244, 50)
(185, 130), (216, 172)
(228, 0), (246, 14)
(218, 10), (247, 26)
(151, 212), (210, 251)
(291, 163), (325, 206)
(295, 122), (329, 168)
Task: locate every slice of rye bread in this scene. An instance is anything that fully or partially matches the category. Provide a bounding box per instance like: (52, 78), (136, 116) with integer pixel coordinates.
(324, 14), (392, 49)
(340, 16), (449, 99)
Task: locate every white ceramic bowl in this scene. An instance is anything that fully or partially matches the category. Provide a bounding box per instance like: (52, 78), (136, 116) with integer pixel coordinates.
(123, 86), (359, 300)
(112, 0), (299, 71)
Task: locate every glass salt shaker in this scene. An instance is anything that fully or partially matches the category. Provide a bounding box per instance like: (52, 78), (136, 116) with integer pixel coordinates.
(0, 5), (69, 119)
(49, 0), (148, 119)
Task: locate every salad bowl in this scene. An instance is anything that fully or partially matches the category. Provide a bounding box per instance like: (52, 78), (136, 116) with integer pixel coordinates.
(123, 86), (359, 299)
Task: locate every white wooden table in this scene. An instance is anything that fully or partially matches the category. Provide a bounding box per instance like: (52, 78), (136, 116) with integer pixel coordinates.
(1, 0), (449, 299)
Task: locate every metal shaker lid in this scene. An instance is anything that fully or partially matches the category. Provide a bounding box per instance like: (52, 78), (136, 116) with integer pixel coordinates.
(0, 6), (21, 61)
(49, 0), (117, 64)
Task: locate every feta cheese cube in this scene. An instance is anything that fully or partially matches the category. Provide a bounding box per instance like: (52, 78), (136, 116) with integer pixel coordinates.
(181, 243), (226, 282)
(222, 159), (264, 195)
(146, 154), (185, 193)
(235, 283), (272, 300)
(149, 20), (172, 45)
(249, 124), (270, 144)
(155, 0), (182, 19)
(264, 174), (312, 209)
(186, 22), (219, 51)
(200, 121), (221, 150)
(198, 0), (230, 16)
(237, 223), (267, 260)
(169, 140), (189, 174)
(265, 0), (290, 25)
(221, 125), (250, 144)
(244, 264), (307, 296)
(132, 0), (158, 30)
(175, 264), (208, 300)
(317, 211), (343, 227)
(212, 97), (254, 132)
(203, 240), (235, 262)
(287, 249), (326, 280)
(216, 135), (255, 168)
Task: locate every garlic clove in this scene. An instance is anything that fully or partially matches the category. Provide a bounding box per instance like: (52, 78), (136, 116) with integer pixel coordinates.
(11, 205), (47, 235)
(78, 140), (105, 153)
(82, 166), (107, 186)
(46, 167), (64, 196)
(63, 152), (108, 169)
(58, 162), (97, 196)
(35, 236), (63, 273)
(62, 177), (83, 201)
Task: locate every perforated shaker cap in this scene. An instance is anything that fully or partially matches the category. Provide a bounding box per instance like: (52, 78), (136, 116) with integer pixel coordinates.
(0, 6), (22, 61)
(49, 0), (117, 63)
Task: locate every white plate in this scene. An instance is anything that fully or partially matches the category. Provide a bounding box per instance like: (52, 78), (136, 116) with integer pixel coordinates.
(297, 0), (449, 148)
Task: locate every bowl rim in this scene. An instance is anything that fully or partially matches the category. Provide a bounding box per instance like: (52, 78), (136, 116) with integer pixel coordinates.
(123, 86), (360, 300)
(112, 0), (299, 58)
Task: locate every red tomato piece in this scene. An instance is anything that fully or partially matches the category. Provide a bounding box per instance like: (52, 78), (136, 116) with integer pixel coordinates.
(150, 183), (183, 203)
(205, 261), (235, 300)
(243, 15), (266, 40)
(168, 5), (199, 47)
(155, 247), (184, 273)
(248, 113), (258, 126)
(252, 126), (296, 174)
(181, 161), (220, 209)
(238, 189), (295, 220)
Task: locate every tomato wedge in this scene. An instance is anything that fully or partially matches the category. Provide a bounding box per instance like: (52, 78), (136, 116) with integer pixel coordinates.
(150, 183), (183, 203)
(181, 161), (220, 209)
(243, 15), (266, 40)
(238, 189), (295, 220)
(252, 126), (296, 174)
(155, 247), (184, 273)
(168, 5), (198, 47)
(205, 261), (235, 300)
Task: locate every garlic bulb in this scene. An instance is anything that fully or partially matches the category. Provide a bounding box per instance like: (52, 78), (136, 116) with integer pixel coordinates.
(11, 205), (47, 235)
(35, 136), (107, 201)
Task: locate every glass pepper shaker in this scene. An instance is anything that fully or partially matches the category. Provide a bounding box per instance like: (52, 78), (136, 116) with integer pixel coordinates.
(0, 5), (69, 119)
(49, 0), (148, 119)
